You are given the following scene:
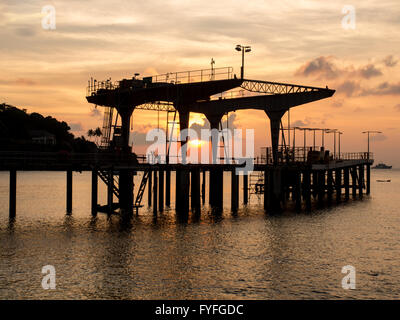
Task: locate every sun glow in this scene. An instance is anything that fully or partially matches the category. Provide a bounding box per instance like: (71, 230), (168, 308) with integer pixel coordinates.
(189, 139), (205, 147)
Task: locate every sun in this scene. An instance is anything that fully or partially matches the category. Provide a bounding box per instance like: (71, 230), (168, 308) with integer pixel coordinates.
(189, 139), (204, 147)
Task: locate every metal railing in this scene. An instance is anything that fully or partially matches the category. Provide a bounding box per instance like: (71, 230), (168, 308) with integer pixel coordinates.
(255, 147), (373, 165)
(150, 67), (233, 84)
(87, 67), (234, 96)
(0, 151), (147, 168)
(87, 79), (117, 96)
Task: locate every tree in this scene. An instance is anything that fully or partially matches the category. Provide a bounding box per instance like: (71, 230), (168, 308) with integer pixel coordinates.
(87, 127), (102, 146)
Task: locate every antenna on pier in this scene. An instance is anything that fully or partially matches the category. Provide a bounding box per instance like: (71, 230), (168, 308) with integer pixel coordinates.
(210, 58), (215, 80)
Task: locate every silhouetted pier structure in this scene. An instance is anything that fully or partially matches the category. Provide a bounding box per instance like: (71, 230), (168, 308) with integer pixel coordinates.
(1, 66), (374, 219)
(0, 149), (373, 218)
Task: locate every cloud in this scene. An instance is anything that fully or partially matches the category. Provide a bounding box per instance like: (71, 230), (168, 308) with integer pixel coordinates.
(370, 134), (388, 142)
(69, 122), (83, 132)
(358, 64), (383, 79)
(362, 82), (400, 96)
(295, 56), (339, 79)
(292, 120), (307, 127)
(331, 99), (344, 108)
(295, 56), (383, 80)
(337, 81), (361, 97)
(89, 108), (102, 117)
(0, 78), (36, 86)
(383, 55), (398, 67)
(131, 131), (150, 146)
(15, 27), (36, 37)
(394, 104), (400, 111)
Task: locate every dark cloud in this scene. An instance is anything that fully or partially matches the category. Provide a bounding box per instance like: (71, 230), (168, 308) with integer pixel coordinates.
(337, 81), (360, 97)
(295, 56), (383, 80)
(362, 82), (400, 96)
(383, 55), (398, 67)
(292, 120), (307, 127)
(331, 99), (344, 108)
(358, 64), (382, 79)
(69, 122), (83, 132)
(295, 56), (339, 79)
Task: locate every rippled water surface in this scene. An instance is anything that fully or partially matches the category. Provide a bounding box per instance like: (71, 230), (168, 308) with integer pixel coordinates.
(1, 169), (399, 299)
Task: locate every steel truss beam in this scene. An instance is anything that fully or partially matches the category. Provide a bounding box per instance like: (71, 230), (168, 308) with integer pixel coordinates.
(241, 79), (328, 95)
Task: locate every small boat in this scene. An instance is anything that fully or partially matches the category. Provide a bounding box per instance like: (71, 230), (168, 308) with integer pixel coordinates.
(372, 163), (392, 169)
(376, 179), (391, 182)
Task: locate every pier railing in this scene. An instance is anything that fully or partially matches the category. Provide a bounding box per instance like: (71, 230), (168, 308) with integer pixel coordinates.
(255, 147), (373, 165)
(0, 151), (146, 169)
(87, 67), (235, 96)
(151, 67), (234, 84)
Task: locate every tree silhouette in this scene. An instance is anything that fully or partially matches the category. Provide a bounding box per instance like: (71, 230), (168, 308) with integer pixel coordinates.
(87, 127), (102, 146)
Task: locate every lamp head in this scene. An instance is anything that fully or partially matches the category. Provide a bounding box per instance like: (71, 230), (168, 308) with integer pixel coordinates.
(235, 45), (242, 51)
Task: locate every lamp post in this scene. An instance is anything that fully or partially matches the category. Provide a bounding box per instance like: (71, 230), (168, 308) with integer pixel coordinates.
(325, 129), (338, 159)
(235, 44), (251, 79)
(362, 131), (382, 159)
(293, 127), (307, 161)
(337, 131), (343, 159)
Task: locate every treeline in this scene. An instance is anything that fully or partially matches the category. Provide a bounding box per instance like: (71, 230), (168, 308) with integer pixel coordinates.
(0, 103), (97, 153)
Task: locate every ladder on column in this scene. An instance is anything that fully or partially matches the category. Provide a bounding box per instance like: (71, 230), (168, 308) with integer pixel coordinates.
(249, 171), (264, 199)
(134, 171), (149, 207)
(98, 169), (120, 198)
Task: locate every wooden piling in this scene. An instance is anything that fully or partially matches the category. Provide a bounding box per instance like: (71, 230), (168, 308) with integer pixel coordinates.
(191, 168), (201, 212)
(351, 166), (357, 198)
(158, 169), (164, 212)
(344, 167), (350, 201)
(312, 171), (318, 199)
(107, 170), (113, 214)
(243, 174), (248, 205)
(209, 168), (223, 210)
(366, 164), (371, 195)
(335, 168), (341, 203)
(148, 169), (152, 206)
(165, 169), (171, 206)
(153, 170), (158, 215)
(66, 169), (73, 214)
(294, 172), (302, 212)
(327, 170), (333, 204)
(358, 165), (364, 199)
(231, 170), (239, 212)
(176, 169), (189, 216)
(303, 170), (312, 212)
(9, 169), (16, 218)
(317, 170), (325, 207)
(201, 170), (206, 205)
(264, 169), (269, 210)
(91, 169), (98, 216)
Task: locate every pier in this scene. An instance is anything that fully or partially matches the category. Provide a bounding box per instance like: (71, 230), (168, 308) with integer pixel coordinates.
(0, 66), (374, 219)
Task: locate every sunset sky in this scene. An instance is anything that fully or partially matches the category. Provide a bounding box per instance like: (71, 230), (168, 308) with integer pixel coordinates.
(1, 0), (399, 165)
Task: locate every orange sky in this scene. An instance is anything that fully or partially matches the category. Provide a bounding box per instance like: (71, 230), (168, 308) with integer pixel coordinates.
(1, 0), (399, 166)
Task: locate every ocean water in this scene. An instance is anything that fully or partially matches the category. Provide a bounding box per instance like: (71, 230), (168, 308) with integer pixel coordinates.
(0, 169), (399, 300)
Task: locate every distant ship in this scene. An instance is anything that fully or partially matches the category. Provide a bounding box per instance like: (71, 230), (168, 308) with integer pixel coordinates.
(372, 163), (392, 169)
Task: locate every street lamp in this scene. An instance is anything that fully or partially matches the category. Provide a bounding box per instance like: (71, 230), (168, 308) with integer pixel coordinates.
(337, 131), (343, 159)
(362, 131), (382, 159)
(325, 129), (338, 159)
(293, 127), (308, 161)
(235, 44), (251, 79)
